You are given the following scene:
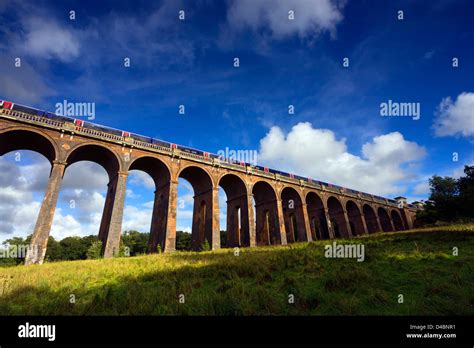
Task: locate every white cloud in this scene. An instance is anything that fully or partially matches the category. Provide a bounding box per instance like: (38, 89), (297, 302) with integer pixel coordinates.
(62, 162), (109, 191)
(413, 182), (430, 195)
(122, 205), (152, 232)
(258, 122), (426, 196)
(433, 92), (474, 137)
(177, 209), (194, 219)
(22, 18), (80, 62)
(227, 0), (345, 39)
(129, 171), (155, 189)
(176, 226), (191, 233)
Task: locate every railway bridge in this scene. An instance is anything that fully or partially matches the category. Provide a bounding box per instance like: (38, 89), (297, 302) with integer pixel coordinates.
(0, 101), (420, 265)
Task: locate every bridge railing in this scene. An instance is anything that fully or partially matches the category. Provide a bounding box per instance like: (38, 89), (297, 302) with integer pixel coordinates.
(1, 109), (64, 128)
(75, 126), (124, 142)
(133, 139), (172, 154)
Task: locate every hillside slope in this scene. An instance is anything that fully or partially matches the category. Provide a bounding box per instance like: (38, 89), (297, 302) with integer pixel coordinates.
(0, 225), (473, 315)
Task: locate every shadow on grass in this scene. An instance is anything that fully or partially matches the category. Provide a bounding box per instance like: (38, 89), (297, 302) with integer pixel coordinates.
(0, 230), (473, 316)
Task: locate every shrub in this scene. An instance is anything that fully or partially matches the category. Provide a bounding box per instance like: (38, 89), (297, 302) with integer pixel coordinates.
(86, 241), (103, 260)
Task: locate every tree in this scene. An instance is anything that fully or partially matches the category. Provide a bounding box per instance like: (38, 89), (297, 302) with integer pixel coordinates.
(428, 175), (459, 221)
(59, 236), (94, 260)
(122, 230), (149, 256)
(220, 230), (228, 248)
(458, 165), (474, 218)
(176, 231), (191, 251)
(417, 165), (474, 225)
(0, 236), (28, 266)
(45, 236), (63, 261)
(201, 239), (211, 251)
(86, 241), (103, 259)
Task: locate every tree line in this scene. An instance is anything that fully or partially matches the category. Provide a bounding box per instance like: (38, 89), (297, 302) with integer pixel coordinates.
(416, 165), (474, 225)
(0, 230), (228, 266)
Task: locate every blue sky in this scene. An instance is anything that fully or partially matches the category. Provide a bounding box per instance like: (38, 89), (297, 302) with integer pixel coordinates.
(0, 0), (473, 241)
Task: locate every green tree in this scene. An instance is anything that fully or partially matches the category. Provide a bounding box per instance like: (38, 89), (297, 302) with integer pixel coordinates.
(86, 241), (103, 259)
(59, 236), (91, 260)
(201, 239), (211, 251)
(417, 165), (474, 225)
(220, 230), (228, 248)
(458, 165), (474, 218)
(0, 237), (27, 266)
(122, 230), (149, 256)
(45, 236), (63, 261)
(176, 231), (191, 251)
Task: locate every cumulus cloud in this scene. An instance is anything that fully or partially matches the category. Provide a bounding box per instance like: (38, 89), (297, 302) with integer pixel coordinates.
(122, 205), (152, 232)
(258, 122), (426, 196)
(433, 92), (474, 137)
(226, 0), (345, 39)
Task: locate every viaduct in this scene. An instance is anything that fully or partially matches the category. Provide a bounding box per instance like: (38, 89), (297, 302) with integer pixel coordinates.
(0, 102), (420, 265)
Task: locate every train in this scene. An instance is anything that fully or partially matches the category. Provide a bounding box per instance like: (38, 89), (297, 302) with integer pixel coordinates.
(0, 99), (395, 204)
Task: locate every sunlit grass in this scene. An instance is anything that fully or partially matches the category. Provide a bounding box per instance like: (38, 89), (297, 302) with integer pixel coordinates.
(0, 224), (473, 315)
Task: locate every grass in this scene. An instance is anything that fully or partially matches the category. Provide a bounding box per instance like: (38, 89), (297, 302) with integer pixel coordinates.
(0, 224), (473, 315)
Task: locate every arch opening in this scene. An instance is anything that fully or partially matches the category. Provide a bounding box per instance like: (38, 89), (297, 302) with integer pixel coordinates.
(39, 160), (113, 260)
(0, 129), (57, 164)
(64, 144), (122, 254)
(363, 204), (379, 234)
(327, 196), (350, 238)
(0, 150), (52, 264)
(178, 166), (214, 251)
(391, 210), (405, 231)
(66, 144), (120, 181)
(306, 192), (329, 240)
(346, 200), (365, 236)
(378, 207), (393, 232)
(252, 181), (280, 246)
(218, 174), (249, 248)
(125, 156), (172, 253)
(281, 186), (307, 243)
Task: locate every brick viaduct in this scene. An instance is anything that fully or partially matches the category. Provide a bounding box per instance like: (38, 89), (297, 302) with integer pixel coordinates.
(0, 106), (419, 265)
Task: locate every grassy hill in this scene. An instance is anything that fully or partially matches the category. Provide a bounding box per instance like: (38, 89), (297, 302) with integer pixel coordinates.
(0, 224), (473, 315)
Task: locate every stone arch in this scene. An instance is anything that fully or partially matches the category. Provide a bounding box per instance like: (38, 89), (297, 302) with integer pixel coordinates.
(391, 209), (405, 231)
(363, 204), (379, 234)
(281, 186), (307, 243)
(127, 156), (172, 253)
(0, 128), (58, 164)
(177, 164), (215, 188)
(127, 155), (171, 185)
(64, 143), (124, 254)
(306, 191), (329, 240)
(65, 143), (121, 181)
(252, 180), (281, 246)
(218, 173), (250, 247)
(346, 200), (365, 236)
(0, 128), (60, 264)
(178, 165), (215, 250)
(327, 196), (350, 238)
(377, 207), (393, 232)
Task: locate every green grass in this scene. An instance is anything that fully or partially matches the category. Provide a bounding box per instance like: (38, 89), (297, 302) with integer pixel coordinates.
(1, 224), (473, 315)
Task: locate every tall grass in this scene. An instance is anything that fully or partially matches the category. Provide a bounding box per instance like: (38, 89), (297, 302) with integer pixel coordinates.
(0, 224), (473, 315)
